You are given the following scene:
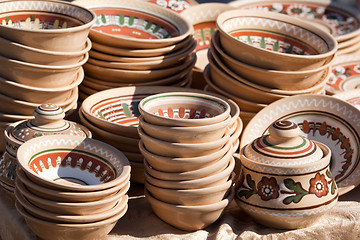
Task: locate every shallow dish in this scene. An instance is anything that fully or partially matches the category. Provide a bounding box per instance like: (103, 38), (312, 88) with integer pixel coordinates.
(240, 94), (360, 195)
(216, 9), (337, 71)
(16, 135), (131, 192)
(333, 89), (360, 110)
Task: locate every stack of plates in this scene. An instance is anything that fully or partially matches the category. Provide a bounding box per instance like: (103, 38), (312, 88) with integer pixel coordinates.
(0, 0), (96, 152)
(230, 0), (360, 56)
(205, 9), (337, 127)
(73, 0), (196, 101)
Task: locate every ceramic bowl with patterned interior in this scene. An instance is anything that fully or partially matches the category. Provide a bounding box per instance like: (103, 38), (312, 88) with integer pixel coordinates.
(138, 92), (231, 127)
(16, 135), (131, 191)
(216, 9), (337, 71)
(0, 0), (96, 52)
(73, 0), (193, 49)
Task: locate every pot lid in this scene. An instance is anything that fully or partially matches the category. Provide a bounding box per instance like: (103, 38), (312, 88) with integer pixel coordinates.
(244, 120), (323, 166)
(11, 103), (89, 142)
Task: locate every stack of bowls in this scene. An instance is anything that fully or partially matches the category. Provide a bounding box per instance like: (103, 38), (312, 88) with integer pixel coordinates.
(204, 9), (337, 127)
(0, 0), (96, 147)
(14, 135), (131, 240)
(72, 0), (196, 100)
(230, 0), (360, 56)
(137, 92), (237, 231)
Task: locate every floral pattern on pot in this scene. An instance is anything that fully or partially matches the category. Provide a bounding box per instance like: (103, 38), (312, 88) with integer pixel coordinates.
(327, 63), (360, 94)
(193, 22), (216, 52)
(91, 8), (178, 39)
(243, 2), (358, 37)
(148, 0), (192, 13)
(0, 152), (17, 184)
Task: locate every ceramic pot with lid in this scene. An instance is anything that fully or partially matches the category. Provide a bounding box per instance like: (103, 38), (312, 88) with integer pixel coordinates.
(235, 120), (338, 229)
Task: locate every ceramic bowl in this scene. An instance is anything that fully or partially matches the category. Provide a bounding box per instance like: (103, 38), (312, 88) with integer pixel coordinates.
(144, 144), (233, 181)
(138, 114), (231, 143)
(0, 0), (96, 52)
(73, 0), (193, 49)
(139, 91), (231, 127)
(138, 126), (230, 158)
(144, 157), (235, 190)
(15, 177), (129, 216)
(0, 151), (17, 187)
(211, 30), (334, 90)
(0, 53), (88, 88)
(145, 187), (234, 231)
(15, 201), (128, 240)
(130, 161), (145, 184)
(0, 36), (91, 66)
(0, 68), (83, 104)
(16, 135), (131, 192)
(216, 10), (337, 71)
(145, 172), (235, 206)
(16, 167), (130, 203)
(139, 140), (232, 173)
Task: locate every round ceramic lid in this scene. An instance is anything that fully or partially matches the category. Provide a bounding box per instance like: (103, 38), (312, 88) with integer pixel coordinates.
(11, 103), (88, 142)
(244, 120), (323, 166)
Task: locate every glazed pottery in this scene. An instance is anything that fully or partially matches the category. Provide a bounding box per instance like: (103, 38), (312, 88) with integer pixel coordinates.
(145, 187), (234, 231)
(0, 152), (17, 187)
(15, 201), (128, 240)
(216, 10), (337, 71)
(144, 0), (198, 13)
(139, 140), (232, 173)
(73, 0), (193, 49)
(139, 92), (231, 127)
(5, 104), (91, 157)
(16, 135), (131, 191)
(229, 0), (360, 42)
(145, 172), (235, 206)
(138, 126), (230, 158)
(333, 89), (360, 110)
(0, 0), (96, 52)
(240, 94), (360, 195)
(236, 120), (338, 229)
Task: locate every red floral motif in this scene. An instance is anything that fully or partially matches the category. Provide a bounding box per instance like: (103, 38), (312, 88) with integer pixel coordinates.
(309, 173), (328, 197)
(257, 177), (280, 201)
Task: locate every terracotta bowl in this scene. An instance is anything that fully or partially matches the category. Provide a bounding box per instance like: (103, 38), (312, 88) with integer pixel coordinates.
(129, 161), (145, 184)
(16, 167), (129, 203)
(138, 114), (231, 143)
(0, 68), (83, 104)
(216, 10), (337, 71)
(139, 91), (231, 127)
(144, 144), (232, 181)
(138, 126), (230, 158)
(15, 201), (128, 240)
(211, 30), (334, 90)
(144, 157), (235, 190)
(73, 0), (193, 49)
(145, 187), (234, 231)
(0, 54), (88, 88)
(145, 172), (235, 206)
(16, 135), (131, 192)
(0, 152), (17, 187)
(0, 0), (96, 52)
(83, 53), (195, 83)
(139, 139), (232, 173)
(0, 36), (91, 66)
(91, 35), (194, 58)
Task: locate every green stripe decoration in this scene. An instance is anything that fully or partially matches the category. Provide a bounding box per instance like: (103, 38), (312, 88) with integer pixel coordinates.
(145, 20), (152, 30)
(122, 103), (132, 117)
(153, 24), (161, 33)
(263, 136), (307, 150)
(201, 28), (205, 41)
(97, 110), (106, 120)
(210, 27), (215, 37)
(128, 16), (134, 26)
(260, 37), (266, 49)
(119, 14), (125, 25)
(247, 36), (252, 45)
(273, 40), (279, 51)
(132, 102), (141, 117)
(286, 44), (294, 54)
(100, 14), (106, 24)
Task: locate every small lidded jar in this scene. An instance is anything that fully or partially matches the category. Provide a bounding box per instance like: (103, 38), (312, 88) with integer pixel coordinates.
(235, 120), (338, 229)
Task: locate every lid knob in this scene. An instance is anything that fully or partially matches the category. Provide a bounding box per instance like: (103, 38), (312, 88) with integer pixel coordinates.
(267, 120), (303, 146)
(31, 103), (66, 129)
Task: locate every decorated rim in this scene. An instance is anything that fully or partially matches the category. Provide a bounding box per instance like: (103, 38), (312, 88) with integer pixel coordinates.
(0, 0), (96, 33)
(229, 0), (360, 41)
(146, 0), (197, 13)
(16, 135), (130, 191)
(333, 89), (360, 111)
(327, 54), (360, 94)
(240, 94), (360, 195)
(73, 0), (193, 45)
(216, 9), (337, 60)
(139, 92), (230, 126)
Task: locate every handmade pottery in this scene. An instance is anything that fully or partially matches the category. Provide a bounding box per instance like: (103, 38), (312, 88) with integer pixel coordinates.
(145, 187), (234, 231)
(333, 89), (360, 110)
(129, 161), (145, 184)
(0, 0), (96, 52)
(236, 120), (338, 229)
(15, 201), (128, 240)
(5, 104), (91, 157)
(229, 0), (360, 42)
(138, 91), (231, 127)
(240, 94), (360, 195)
(16, 135), (131, 191)
(145, 0), (198, 13)
(0, 152), (17, 187)
(216, 10), (337, 71)
(73, 0), (193, 49)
